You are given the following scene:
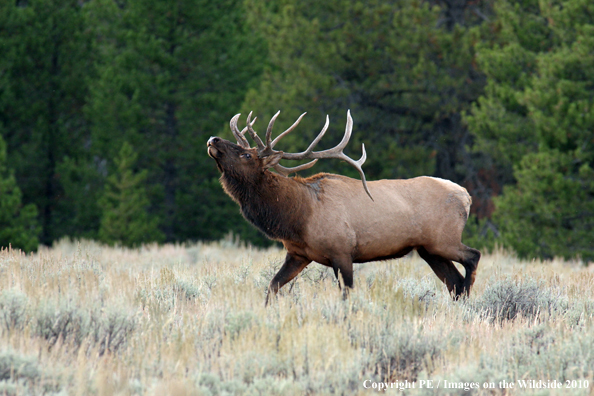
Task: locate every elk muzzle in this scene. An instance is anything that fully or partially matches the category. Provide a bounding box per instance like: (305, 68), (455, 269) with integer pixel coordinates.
(207, 136), (221, 159)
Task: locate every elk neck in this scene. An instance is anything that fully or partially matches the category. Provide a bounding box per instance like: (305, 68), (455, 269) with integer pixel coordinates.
(220, 169), (313, 243)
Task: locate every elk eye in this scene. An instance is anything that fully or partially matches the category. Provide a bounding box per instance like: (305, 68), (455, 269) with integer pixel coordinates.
(241, 153), (252, 159)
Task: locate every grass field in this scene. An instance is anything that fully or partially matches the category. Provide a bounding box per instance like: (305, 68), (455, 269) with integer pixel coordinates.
(0, 238), (593, 395)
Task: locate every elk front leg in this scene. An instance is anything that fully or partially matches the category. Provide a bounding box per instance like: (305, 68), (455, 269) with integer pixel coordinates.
(265, 253), (311, 306)
(331, 256), (354, 299)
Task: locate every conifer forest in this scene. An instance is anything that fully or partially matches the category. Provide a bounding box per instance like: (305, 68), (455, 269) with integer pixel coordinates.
(1, 0), (593, 262)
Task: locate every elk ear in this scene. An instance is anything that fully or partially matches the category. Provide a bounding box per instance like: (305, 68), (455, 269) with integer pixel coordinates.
(261, 152), (283, 170)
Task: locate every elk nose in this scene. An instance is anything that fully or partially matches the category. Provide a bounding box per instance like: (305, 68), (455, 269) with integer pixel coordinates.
(208, 136), (220, 146)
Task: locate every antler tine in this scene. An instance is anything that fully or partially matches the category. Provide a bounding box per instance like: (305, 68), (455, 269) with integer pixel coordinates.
(265, 111), (281, 148)
(305, 114), (329, 153)
(230, 114), (250, 148)
(247, 110), (303, 157)
(335, 108), (354, 152)
(343, 143), (373, 201)
(358, 143), (367, 166)
(270, 112), (308, 149)
(272, 159), (318, 177)
(246, 111), (265, 151)
(275, 114), (329, 160)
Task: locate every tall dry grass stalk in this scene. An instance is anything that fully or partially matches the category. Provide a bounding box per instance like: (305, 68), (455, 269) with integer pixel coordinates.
(0, 239), (593, 395)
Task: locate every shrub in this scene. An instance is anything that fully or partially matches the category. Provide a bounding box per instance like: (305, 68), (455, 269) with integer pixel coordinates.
(174, 279), (202, 301)
(366, 326), (451, 382)
(33, 300), (136, 354)
(224, 311), (257, 341)
(136, 276), (204, 313)
(0, 289), (28, 333)
(0, 349), (64, 395)
(471, 277), (560, 323)
(90, 308), (137, 355)
(0, 350), (40, 383)
(397, 277), (441, 305)
(33, 302), (90, 349)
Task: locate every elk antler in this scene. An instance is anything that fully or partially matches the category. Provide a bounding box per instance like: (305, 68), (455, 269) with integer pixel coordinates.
(282, 110), (372, 200)
(236, 110), (373, 201)
(230, 113), (251, 149)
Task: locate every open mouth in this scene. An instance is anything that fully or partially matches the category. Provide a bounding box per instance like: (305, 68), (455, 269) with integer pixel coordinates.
(207, 145), (218, 158)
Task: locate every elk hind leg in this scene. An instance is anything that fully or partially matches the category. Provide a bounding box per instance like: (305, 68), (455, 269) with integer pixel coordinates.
(417, 246), (465, 299)
(266, 253), (311, 306)
(459, 244), (480, 295)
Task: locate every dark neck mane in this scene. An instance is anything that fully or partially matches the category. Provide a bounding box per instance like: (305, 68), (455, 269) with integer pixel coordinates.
(221, 171), (312, 243)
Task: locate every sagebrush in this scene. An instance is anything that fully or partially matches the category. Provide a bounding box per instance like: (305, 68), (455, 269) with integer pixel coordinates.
(0, 240), (592, 395)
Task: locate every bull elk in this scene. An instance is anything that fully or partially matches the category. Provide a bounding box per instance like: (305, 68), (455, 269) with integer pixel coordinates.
(207, 110), (480, 304)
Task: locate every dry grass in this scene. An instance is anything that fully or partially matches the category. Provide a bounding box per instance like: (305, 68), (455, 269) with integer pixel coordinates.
(0, 239), (593, 395)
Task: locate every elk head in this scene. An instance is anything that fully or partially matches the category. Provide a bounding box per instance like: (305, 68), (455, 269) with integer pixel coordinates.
(207, 110), (373, 199)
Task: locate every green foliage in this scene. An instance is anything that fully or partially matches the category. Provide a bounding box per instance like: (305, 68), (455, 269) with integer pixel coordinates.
(85, 0), (266, 244)
(2, 0), (592, 260)
(0, 137), (39, 252)
(495, 152), (594, 260)
(239, 0), (485, 184)
(462, 214), (498, 254)
(0, 0), (96, 245)
(1, 0), (267, 247)
(53, 156), (103, 241)
(98, 142), (164, 247)
(499, 5), (594, 260)
(469, 0), (594, 261)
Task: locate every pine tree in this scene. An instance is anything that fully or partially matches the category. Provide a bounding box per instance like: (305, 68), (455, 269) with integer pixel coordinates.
(86, 0), (266, 244)
(239, 0), (488, 197)
(0, 136), (40, 252)
(98, 142), (164, 247)
(0, 0), (96, 244)
(468, 0), (594, 260)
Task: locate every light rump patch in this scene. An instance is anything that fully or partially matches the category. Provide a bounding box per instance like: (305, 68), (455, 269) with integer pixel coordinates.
(207, 111), (481, 305)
